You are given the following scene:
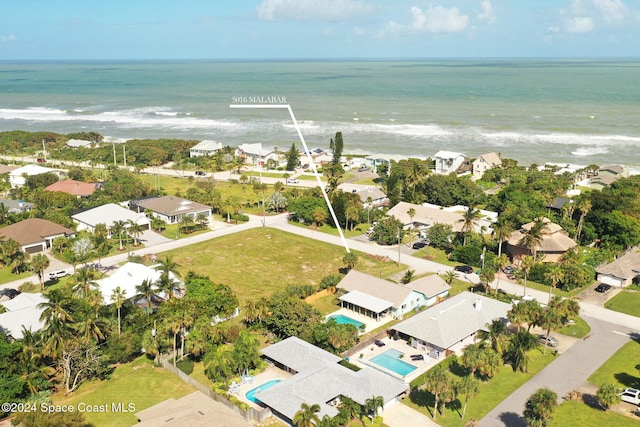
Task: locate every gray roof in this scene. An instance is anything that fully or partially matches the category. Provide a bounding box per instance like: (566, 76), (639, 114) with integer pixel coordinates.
(391, 291), (511, 349)
(387, 201), (465, 232)
(356, 187), (387, 203)
(0, 199), (34, 213)
(405, 275), (451, 298)
(338, 290), (393, 313)
(261, 336), (341, 373)
(596, 251), (640, 280)
(337, 270), (412, 308)
(72, 203), (150, 229)
(0, 293), (47, 339)
(136, 196), (211, 217)
(258, 337), (406, 421)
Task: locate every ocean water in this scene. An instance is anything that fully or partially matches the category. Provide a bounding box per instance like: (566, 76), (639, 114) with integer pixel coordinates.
(0, 59), (639, 168)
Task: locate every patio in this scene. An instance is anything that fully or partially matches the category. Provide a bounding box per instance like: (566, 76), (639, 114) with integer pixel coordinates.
(233, 365), (292, 410)
(326, 307), (395, 334)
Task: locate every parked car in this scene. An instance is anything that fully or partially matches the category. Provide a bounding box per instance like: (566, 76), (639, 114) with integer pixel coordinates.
(412, 241), (427, 250)
(503, 265), (514, 274)
(48, 270), (69, 280)
(454, 265), (474, 274)
(195, 170), (206, 176)
(36, 158), (46, 163)
(537, 334), (559, 347)
(286, 178), (299, 184)
(0, 288), (20, 299)
(595, 283), (612, 293)
(619, 388), (640, 405)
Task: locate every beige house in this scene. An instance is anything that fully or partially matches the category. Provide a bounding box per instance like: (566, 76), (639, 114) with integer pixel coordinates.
(596, 250), (640, 287)
(506, 217), (577, 263)
(472, 152), (501, 180)
(132, 196), (211, 225)
(0, 218), (75, 253)
(590, 165), (629, 190)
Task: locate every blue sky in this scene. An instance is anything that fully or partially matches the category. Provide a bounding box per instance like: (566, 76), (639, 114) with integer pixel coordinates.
(1, 0), (639, 59)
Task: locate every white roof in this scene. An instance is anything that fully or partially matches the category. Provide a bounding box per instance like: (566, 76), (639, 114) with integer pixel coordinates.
(9, 164), (58, 177)
(72, 203), (150, 228)
(95, 262), (180, 305)
(338, 290), (393, 313)
(0, 293), (47, 339)
(191, 140), (222, 151)
(66, 138), (93, 147)
(236, 143), (272, 157)
(433, 150), (465, 159)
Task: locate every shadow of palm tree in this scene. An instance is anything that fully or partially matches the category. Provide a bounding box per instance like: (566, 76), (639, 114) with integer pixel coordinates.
(499, 411), (527, 427)
(614, 372), (640, 389)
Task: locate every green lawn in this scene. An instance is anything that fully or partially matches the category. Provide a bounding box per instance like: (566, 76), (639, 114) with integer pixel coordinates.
(287, 220), (370, 239)
(404, 350), (556, 427)
(297, 174), (327, 182)
(158, 227), (403, 302)
(0, 267), (33, 284)
(557, 316), (591, 339)
(589, 340), (640, 389)
(160, 223), (211, 240)
(310, 293), (340, 315)
(605, 291), (640, 317)
(553, 400), (639, 426)
(52, 356), (195, 427)
(242, 171), (290, 179)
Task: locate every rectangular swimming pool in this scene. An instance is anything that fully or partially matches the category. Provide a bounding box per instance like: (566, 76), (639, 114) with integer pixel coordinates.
(370, 348), (417, 377)
(327, 314), (364, 329)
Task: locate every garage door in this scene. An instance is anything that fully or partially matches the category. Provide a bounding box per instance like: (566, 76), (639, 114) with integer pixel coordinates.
(598, 274), (623, 287)
(25, 244), (44, 254)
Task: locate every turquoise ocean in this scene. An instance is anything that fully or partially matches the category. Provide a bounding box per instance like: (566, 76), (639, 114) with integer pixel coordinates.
(0, 59), (639, 169)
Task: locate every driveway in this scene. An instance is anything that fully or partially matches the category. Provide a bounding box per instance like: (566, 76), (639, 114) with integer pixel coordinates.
(575, 284), (622, 306)
(139, 229), (172, 247)
(383, 401), (441, 427)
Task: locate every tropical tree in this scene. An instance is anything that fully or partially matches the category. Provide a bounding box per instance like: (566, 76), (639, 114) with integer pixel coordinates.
(443, 270), (458, 285)
(31, 253), (50, 291)
(508, 299), (543, 332)
(293, 402), (321, 427)
(459, 205), (482, 246)
(364, 395), (384, 417)
(286, 143), (299, 172)
(155, 256), (181, 299)
(544, 265), (564, 304)
(519, 255), (535, 297)
(423, 365), (453, 420)
(519, 217), (547, 260)
(494, 253), (510, 296)
(111, 286), (127, 337)
(460, 343), (501, 380)
(456, 375), (480, 420)
(492, 218), (513, 257)
(179, 215), (194, 235)
(523, 387), (558, 427)
(204, 344), (233, 382)
(479, 319), (509, 356)
(505, 330), (538, 373)
(37, 289), (75, 358)
(71, 268), (99, 300)
(195, 212), (209, 230)
(342, 252), (358, 271)
(111, 219), (128, 250)
(596, 383), (621, 410)
(135, 279), (155, 315)
(127, 219), (143, 246)
(575, 198), (592, 241)
(401, 269), (415, 284)
(337, 396), (361, 422)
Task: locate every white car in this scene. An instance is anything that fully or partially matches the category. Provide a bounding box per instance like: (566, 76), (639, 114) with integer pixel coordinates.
(286, 178), (299, 184)
(619, 388), (640, 405)
(48, 270), (69, 280)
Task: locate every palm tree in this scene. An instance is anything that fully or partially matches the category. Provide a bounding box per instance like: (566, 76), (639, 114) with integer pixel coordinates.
(179, 215), (194, 235)
(494, 253), (510, 296)
(479, 319), (508, 355)
(38, 289), (75, 357)
(407, 207), (416, 233)
(597, 383), (621, 410)
(519, 255), (535, 297)
(71, 268), (99, 300)
(293, 403), (321, 427)
(443, 270), (458, 285)
(136, 279), (155, 315)
(31, 253), (50, 291)
(423, 365), (453, 420)
(127, 220), (143, 246)
(575, 199), (591, 241)
(492, 218), (513, 257)
(155, 256), (181, 299)
(364, 395), (384, 418)
(459, 205), (482, 246)
(456, 375), (480, 420)
(111, 219), (128, 250)
(519, 217), (547, 260)
(545, 265), (564, 304)
(195, 212), (209, 230)
(342, 252), (358, 271)
(204, 344), (233, 381)
(523, 388), (558, 427)
(111, 286), (127, 337)
(505, 330), (538, 373)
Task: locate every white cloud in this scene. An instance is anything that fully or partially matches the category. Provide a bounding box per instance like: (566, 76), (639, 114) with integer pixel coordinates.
(478, 0), (496, 24)
(353, 26), (365, 35)
(408, 5), (469, 33)
(257, 0), (372, 22)
(1, 34), (17, 43)
(564, 16), (594, 32)
(593, 0), (628, 24)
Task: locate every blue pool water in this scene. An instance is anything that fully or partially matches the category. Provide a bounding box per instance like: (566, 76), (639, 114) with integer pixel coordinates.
(245, 379), (282, 403)
(370, 349), (417, 377)
(327, 314), (365, 329)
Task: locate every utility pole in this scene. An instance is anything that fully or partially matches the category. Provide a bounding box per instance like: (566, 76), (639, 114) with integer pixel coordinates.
(112, 143), (117, 167)
(123, 145), (127, 168)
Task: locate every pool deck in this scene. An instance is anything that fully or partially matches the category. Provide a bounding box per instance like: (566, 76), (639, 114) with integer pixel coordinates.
(350, 336), (445, 384)
(325, 307), (395, 333)
(232, 365), (292, 410)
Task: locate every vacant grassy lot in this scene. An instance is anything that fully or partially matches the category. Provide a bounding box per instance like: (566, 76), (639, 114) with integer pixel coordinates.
(404, 350), (555, 427)
(553, 401), (639, 426)
(52, 356), (195, 427)
(605, 291), (640, 317)
(160, 227), (403, 301)
(589, 340), (640, 389)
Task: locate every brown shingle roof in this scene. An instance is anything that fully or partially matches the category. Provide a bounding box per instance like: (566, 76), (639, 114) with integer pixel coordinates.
(596, 251), (640, 280)
(45, 179), (102, 197)
(0, 218), (74, 246)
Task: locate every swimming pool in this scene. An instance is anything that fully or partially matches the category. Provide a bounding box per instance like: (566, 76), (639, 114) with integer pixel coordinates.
(327, 314), (365, 329)
(245, 379), (282, 403)
(370, 349), (417, 377)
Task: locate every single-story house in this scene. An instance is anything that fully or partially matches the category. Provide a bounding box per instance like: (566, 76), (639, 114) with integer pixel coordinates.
(189, 140), (223, 158)
(0, 218), (75, 253)
(259, 336), (406, 422)
(45, 179), (103, 198)
(94, 262), (182, 305)
(590, 165), (629, 190)
(356, 187), (388, 208)
(390, 291), (511, 357)
(131, 196), (212, 225)
(0, 198), (35, 214)
(596, 250), (640, 287)
(472, 152), (501, 180)
(72, 203), (150, 235)
(8, 164), (63, 188)
(235, 143), (279, 166)
(66, 138), (95, 148)
(135, 391), (252, 427)
(506, 217), (577, 263)
(0, 293), (47, 339)
(336, 270), (450, 320)
(432, 151), (467, 175)
(386, 201), (465, 233)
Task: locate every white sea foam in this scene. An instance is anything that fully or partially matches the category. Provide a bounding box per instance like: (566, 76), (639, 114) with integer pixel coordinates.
(571, 146), (609, 156)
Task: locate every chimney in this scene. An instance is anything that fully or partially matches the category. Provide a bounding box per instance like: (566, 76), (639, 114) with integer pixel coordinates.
(475, 299), (482, 311)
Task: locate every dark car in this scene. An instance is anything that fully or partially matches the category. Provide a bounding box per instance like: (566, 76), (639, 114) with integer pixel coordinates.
(412, 241), (427, 250)
(195, 171), (206, 176)
(0, 288), (20, 299)
(595, 283), (612, 293)
(454, 265), (474, 274)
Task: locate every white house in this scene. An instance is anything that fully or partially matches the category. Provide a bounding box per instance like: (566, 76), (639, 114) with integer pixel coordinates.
(9, 164), (62, 188)
(189, 140), (223, 157)
(390, 291), (511, 357)
(336, 270), (450, 320)
(0, 293), (47, 339)
(356, 187), (388, 207)
(66, 138), (95, 148)
(235, 143), (279, 166)
(432, 151), (467, 175)
(596, 251), (640, 287)
(72, 203), (151, 235)
(472, 152), (501, 180)
(132, 196), (212, 225)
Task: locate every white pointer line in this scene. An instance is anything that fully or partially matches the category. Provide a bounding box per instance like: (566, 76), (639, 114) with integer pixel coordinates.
(229, 104), (350, 253)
